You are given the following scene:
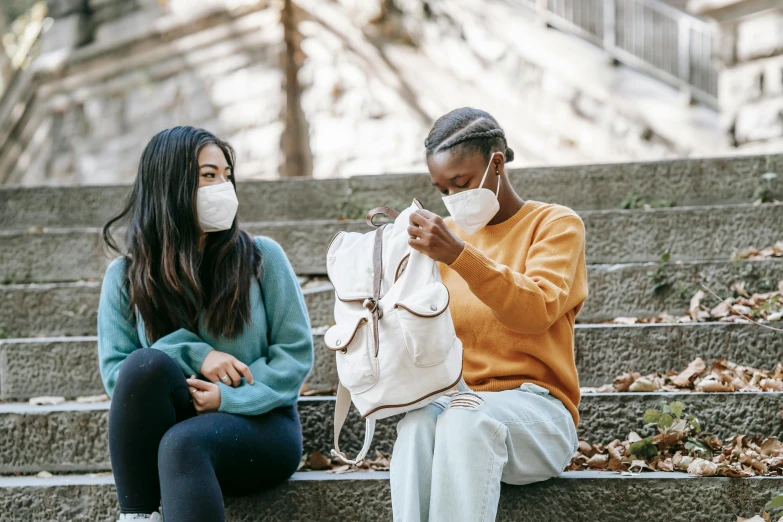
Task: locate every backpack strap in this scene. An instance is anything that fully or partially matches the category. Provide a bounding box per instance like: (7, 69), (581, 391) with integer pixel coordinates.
(360, 224), (385, 356)
(365, 206), (400, 228)
(332, 223), (387, 465)
(331, 382), (376, 466)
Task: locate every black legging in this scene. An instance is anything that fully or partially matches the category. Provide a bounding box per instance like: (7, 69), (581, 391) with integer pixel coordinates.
(109, 348), (302, 521)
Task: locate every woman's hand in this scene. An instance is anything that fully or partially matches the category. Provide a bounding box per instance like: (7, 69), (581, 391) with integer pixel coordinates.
(187, 376), (221, 413)
(200, 351), (254, 387)
(408, 209), (465, 265)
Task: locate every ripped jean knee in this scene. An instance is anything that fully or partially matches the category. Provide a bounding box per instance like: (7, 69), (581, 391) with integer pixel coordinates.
(445, 392), (484, 411)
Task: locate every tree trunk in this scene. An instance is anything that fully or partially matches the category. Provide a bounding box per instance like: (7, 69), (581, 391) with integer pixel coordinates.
(280, 0), (313, 178)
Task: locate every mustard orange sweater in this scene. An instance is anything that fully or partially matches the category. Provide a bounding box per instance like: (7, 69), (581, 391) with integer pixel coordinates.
(439, 200), (588, 426)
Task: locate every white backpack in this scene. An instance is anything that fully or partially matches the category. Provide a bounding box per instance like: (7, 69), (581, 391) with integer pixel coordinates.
(325, 199), (466, 465)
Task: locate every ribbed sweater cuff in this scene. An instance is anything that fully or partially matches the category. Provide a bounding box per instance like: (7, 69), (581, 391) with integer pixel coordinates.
(187, 344), (212, 374)
(448, 242), (494, 286)
(217, 382), (243, 413)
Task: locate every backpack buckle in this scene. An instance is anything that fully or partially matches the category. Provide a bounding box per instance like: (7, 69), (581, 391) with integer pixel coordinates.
(362, 298), (383, 318)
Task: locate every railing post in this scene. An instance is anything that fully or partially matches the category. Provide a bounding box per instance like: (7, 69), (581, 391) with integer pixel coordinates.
(603, 0), (616, 50)
(537, 0), (548, 27)
(678, 17), (692, 90)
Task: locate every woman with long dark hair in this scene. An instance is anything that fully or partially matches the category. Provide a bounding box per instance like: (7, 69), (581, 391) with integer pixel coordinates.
(392, 108), (588, 521)
(98, 126), (313, 521)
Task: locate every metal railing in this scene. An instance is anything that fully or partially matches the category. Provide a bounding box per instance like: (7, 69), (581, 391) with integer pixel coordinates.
(514, 0), (718, 107)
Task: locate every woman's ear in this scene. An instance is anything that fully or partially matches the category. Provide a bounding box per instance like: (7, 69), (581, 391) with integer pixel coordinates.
(493, 152), (504, 175)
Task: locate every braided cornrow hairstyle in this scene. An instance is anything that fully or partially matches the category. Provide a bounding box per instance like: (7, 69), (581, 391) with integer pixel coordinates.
(424, 107), (515, 163)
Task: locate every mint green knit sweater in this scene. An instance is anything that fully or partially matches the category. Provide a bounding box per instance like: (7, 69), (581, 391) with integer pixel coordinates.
(97, 237), (314, 416)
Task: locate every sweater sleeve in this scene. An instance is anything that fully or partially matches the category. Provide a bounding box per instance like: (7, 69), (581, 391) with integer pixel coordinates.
(216, 238), (314, 416)
(97, 259), (215, 396)
(97, 258), (140, 398)
(149, 328), (213, 377)
(447, 214), (587, 335)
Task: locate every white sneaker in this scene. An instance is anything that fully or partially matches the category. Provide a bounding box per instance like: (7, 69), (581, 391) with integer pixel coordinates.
(117, 512), (162, 521)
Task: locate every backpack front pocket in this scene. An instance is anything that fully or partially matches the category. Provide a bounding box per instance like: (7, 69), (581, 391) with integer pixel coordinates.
(394, 282), (455, 367)
(325, 317), (379, 394)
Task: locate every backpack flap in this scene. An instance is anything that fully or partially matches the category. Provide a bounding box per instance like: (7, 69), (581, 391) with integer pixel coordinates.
(324, 316), (367, 352)
(394, 281), (449, 317)
(394, 282), (456, 368)
(324, 315), (378, 394)
(327, 231), (375, 302)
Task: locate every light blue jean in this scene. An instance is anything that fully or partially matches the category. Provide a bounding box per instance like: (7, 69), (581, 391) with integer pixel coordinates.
(390, 383), (579, 522)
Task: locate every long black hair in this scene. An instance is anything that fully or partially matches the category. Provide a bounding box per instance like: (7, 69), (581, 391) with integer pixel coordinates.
(424, 107), (515, 163)
(103, 126), (262, 343)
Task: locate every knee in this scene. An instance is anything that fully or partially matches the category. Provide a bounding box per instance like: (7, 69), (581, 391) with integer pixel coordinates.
(396, 400), (444, 440)
(435, 393), (502, 445)
(158, 424), (205, 474)
(117, 349), (180, 390)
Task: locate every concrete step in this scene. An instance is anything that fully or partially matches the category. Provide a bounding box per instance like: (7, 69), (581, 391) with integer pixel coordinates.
(2, 155), (781, 228)
(2, 392), (782, 475)
(3, 322), (782, 400)
(0, 398), (393, 475)
(1, 471), (780, 522)
(3, 204), (783, 281)
(0, 280), (335, 340)
(0, 332), (328, 400)
(585, 258), (783, 322)
(2, 258), (781, 339)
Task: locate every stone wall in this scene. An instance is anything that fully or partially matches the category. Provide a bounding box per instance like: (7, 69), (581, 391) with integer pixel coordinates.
(692, 1), (783, 151)
(1, 1), (286, 184)
(0, 0), (729, 185)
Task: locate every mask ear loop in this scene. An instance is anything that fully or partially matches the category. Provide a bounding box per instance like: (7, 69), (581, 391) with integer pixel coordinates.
(480, 152), (503, 195)
(494, 157), (502, 197)
(477, 152), (496, 189)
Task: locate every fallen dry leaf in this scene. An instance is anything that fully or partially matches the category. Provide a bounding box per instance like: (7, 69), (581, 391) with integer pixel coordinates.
(760, 438), (783, 456)
(326, 465), (353, 474)
(624, 460), (653, 474)
(710, 301), (732, 318)
(613, 372), (640, 392)
(301, 387), (337, 396)
(687, 458), (717, 476)
(674, 454), (693, 471)
(569, 431), (783, 479)
(670, 358), (706, 387)
(605, 278), (783, 327)
(29, 396), (65, 406)
(628, 377), (660, 392)
(761, 379), (783, 391)
(76, 394), (109, 403)
(733, 241), (783, 261)
(690, 291), (706, 321)
(578, 440), (593, 456)
(299, 450), (392, 473)
(586, 453), (609, 469)
(587, 357), (783, 394)
(305, 451), (332, 471)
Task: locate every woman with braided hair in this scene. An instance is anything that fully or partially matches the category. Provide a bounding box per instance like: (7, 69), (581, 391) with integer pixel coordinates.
(392, 108), (588, 521)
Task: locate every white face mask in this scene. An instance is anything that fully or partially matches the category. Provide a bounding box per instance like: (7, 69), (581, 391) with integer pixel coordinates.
(441, 152), (502, 235)
(197, 182), (238, 232)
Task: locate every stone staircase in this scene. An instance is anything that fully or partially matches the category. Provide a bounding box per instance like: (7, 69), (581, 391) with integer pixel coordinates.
(2, 155), (783, 520)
